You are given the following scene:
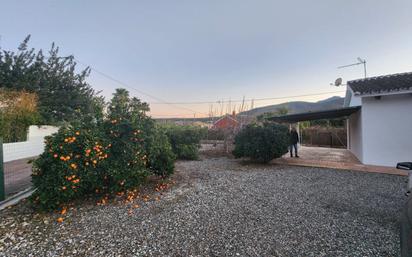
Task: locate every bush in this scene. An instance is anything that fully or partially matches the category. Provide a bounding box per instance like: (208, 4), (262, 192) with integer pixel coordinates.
(204, 129), (225, 140)
(145, 125), (176, 177)
(32, 125), (109, 210)
(233, 123), (289, 163)
(164, 125), (205, 160)
(31, 89), (176, 210)
(0, 90), (39, 142)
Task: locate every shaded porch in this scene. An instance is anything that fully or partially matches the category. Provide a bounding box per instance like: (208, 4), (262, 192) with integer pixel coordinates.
(272, 146), (406, 176)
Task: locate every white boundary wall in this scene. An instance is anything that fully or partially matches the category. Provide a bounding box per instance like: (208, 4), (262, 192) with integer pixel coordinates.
(3, 125), (59, 162)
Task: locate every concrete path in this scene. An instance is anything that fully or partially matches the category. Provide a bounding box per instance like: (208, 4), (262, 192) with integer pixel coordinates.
(273, 146), (407, 176)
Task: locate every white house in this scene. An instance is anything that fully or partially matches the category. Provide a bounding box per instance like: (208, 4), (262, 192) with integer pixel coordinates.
(270, 71), (412, 167)
(345, 72), (412, 167)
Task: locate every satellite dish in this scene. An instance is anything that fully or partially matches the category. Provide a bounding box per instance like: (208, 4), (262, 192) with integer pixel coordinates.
(334, 77), (343, 87)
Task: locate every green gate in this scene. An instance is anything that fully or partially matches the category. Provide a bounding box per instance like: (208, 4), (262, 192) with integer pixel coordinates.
(0, 138), (4, 201)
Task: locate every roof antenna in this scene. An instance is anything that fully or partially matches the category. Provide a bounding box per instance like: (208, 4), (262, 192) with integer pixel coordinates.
(338, 57), (367, 78)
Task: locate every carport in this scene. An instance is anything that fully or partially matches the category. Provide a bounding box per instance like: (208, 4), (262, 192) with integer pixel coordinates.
(268, 106), (361, 124)
(268, 106), (405, 176)
(268, 106), (361, 150)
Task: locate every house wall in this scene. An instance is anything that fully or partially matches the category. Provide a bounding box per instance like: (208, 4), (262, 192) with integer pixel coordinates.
(349, 95), (362, 107)
(348, 110), (363, 162)
(361, 93), (412, 167)
(344, 88), (362, 107)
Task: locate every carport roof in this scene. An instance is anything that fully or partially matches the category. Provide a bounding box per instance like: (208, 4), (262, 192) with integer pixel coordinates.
(268, 106), (361, 123)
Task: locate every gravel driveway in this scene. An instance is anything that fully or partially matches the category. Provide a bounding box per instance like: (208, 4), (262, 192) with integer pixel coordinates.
(0, 157), (406, 256)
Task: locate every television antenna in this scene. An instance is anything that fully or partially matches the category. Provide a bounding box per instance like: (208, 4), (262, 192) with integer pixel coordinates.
(338, 57), (367, 78)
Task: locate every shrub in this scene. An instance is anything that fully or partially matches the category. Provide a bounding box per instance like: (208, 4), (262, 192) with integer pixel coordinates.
(204, 129), (225, 140)
(32, 125), (109, 210)
(0, 90), (39, 142)
(100, 118), (149, 194)
(31, 88), (176, 210)
(145, 125), (176, 177)
(164, 125), (205, 160)
(233, 122), (289, 163)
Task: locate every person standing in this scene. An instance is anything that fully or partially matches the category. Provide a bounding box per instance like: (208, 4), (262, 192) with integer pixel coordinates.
(289, 127), (299, 158)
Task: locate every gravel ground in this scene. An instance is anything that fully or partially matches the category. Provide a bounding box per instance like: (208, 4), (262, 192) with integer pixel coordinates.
(0, 156), (406, 257)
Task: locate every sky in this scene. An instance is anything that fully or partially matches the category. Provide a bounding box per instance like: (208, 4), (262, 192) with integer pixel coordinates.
(1, 0), (412, 118)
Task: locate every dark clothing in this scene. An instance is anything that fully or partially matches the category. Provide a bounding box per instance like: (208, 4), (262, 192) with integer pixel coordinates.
(289, 130), (299, 157)
(290, 130), (299, 144)
(290, 143), (298, 157)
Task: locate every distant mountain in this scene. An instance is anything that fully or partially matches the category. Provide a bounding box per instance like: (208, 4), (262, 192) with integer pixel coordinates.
(240, 96), (344, 117)
(154, 96), (345, 122)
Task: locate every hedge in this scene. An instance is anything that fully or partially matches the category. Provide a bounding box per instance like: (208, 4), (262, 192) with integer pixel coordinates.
(163, 125), (206, 160)
(233, 123), (289, 163)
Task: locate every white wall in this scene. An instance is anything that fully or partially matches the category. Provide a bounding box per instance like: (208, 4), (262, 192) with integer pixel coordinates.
(27, 125), (59, 141)
(361, 94), (412, 167)
(3, 125), (59, 162)
(348, 110), (363, 162)
(349, 95), (362, 107)
(344, 88), (362, 107)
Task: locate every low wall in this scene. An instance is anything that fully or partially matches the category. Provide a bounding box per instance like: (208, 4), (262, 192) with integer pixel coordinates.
(3, 125), (59, 162)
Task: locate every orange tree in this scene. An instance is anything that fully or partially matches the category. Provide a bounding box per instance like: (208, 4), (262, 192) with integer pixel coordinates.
(31, 89), (175, 210)
(32, 125), (109, 209)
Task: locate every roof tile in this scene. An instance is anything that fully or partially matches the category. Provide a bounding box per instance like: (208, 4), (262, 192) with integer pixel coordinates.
(348, 71), (412, 96)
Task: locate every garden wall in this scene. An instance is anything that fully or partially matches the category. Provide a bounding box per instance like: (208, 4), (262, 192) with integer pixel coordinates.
(3, 125), (58, 162)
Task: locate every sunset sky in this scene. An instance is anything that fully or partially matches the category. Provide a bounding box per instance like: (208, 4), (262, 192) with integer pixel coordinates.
(1, 0), (412, 117)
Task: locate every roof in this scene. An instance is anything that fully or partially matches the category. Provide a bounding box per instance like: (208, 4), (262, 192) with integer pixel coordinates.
(348, 71), (412, 96)
(268, 106), (361, 123)
(213, 114), (238, 125)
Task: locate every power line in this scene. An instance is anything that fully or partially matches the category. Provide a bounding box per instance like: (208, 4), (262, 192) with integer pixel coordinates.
(73, 58), (345, 116)
(74, 58), (209, 116)
(149, 90), (346, 105)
